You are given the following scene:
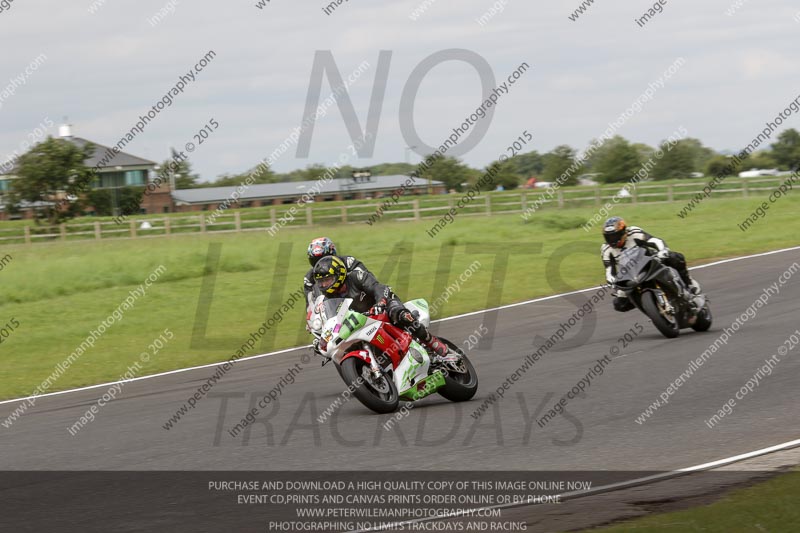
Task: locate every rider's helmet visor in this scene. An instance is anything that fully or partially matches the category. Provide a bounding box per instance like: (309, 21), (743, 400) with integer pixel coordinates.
(318, 275), (336, 290)
(604, 229), (626, 248)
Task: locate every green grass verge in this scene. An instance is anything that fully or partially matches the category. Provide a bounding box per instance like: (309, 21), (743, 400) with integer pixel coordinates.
(0, 193), (798, 399)
(586, 469), (800, 532)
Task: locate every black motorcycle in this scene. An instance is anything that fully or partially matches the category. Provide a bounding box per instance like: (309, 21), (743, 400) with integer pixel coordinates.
(613, 242), (712, 338)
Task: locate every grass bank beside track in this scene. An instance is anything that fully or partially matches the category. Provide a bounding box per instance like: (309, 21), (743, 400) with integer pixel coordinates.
(0, 194), (798, 400)
(587, 468), (800, 532)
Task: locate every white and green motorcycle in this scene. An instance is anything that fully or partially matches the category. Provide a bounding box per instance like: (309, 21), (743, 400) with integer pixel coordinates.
(307, 296), (478, 414)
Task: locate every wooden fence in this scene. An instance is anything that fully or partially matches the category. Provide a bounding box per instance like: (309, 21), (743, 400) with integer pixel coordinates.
(0, 177), (783, 245)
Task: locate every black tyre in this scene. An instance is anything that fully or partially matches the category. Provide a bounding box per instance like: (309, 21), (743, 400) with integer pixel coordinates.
(340, 357), (399, 414)
(436, 339), (479, 402)
(692, 303), (713, 332)
(641, 290), (680, 339)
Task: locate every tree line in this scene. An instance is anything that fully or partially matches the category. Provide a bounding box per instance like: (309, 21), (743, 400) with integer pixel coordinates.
(195, 128), (800, 192)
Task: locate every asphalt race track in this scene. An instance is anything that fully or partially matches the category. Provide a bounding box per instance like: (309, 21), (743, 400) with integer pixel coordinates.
(2, 247), (799, 531)
(4, 246), (799, 472)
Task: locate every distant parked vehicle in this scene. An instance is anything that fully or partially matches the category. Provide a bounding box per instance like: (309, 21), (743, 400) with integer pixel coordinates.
(738, 169), (780, 178)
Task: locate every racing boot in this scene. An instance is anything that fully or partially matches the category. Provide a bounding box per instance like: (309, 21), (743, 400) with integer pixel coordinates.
(672, 271), (697, 311)
(687, 278), (704, 313)
(424, 335), (456, 365)
(426, 335), (448, 357)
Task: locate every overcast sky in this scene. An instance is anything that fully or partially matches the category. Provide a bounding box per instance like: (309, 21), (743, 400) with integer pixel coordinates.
(1, 0), (798, 182)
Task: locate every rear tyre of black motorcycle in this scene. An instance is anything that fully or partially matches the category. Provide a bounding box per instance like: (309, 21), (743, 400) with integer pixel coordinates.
(340, 357), (399, 414)
(641, 290), (680, 338)
(436, 339), (479, 402)
(692, 303), (713, 332)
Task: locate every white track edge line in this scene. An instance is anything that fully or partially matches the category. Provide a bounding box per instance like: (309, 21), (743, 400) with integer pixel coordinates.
(347, 437), (800, 532)
(2, 244), (799, 407)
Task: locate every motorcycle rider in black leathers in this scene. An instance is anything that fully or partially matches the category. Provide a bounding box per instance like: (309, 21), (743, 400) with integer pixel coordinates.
(303, 237), (369, 305)
(311, 255), (450, 359)
(601, 216), (701, 312)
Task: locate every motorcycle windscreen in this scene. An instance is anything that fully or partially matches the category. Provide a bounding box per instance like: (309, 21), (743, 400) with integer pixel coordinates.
(617, 247), (650, 281)
(320, 298), (352, 323)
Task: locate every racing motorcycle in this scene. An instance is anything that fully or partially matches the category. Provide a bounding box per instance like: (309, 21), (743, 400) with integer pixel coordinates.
(306, 296), (478, 414)
(613, 242), (712, 338)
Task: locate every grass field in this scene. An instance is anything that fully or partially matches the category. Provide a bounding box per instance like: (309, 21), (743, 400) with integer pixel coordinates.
(0, 193), (798, 400)
(588, 469), (800, 532)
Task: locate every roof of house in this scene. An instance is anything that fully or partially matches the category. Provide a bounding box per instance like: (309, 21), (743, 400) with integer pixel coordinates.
(68, 137), (157, 169)
(171, 174), (440, 204)
(0, 136), (156, 177)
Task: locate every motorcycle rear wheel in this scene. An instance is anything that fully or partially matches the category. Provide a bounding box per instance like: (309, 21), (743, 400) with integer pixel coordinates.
(641, 290), (680, 338)
(340, 357), (399, 414)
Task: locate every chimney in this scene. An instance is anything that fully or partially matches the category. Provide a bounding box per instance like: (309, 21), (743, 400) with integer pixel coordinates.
(59, 123), (73, 138)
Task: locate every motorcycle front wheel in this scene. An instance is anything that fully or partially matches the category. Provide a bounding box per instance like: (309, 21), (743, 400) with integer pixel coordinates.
(436, 339), (479, 402)
(340, 357), (399, 414)
(641, 290), (680, 338)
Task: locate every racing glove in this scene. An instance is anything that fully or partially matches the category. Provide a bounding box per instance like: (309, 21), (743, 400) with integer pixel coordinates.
(369, 298), (388, 316)
(605, 267), (616, 286)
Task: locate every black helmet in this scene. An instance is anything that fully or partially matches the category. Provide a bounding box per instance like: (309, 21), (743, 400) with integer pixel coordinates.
(603, 216), (628, 248)
(307, 237), (338, 267)
(313, 256), (347, 295)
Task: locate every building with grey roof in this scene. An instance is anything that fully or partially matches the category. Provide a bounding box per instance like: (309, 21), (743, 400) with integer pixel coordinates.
(171, 174), (445, 212)
(0, 123), (444, 220)
(0, 124), (162, 219)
